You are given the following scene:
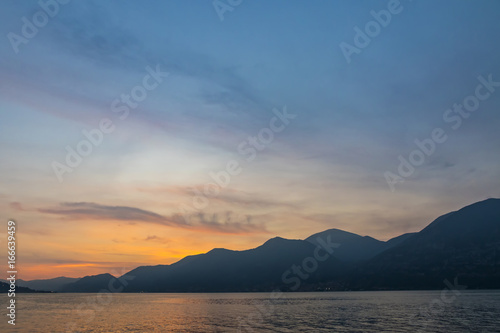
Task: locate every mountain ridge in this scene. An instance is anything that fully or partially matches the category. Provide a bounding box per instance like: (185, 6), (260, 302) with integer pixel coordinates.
(26, 198), (500, 292)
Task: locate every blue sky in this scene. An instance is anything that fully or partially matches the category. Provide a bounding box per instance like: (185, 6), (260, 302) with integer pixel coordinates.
(1, 0), (500, 278)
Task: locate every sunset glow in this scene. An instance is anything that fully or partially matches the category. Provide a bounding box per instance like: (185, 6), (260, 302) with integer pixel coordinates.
(1, 0), (500, 281)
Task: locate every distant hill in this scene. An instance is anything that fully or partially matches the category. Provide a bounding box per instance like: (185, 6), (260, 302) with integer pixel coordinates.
(17, 277), (80, 292)
(385, 232), (417, 248)
(348, 198), (500, 290)
(0, 282), (47, 293)
(120, 237), (345, 292)
(61, 274), (115, 292)
(56, 198), (500, 292)
(306, 228), (414, 262)
(59, 238), (346, 292)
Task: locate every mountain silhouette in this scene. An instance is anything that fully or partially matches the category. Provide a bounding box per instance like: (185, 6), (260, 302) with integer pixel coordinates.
(0, 282), (45, 293)
(120, 237), (345, 292)
(31, 198), (500, 292)
(17, 277), (80, 292)
(306, 228), (415, 262)
(61, 273), (115, 292)
(347, 198), (500, 290)
(384, 232), (416, 248)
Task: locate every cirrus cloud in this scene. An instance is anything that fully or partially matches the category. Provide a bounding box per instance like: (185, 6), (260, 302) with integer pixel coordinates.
(39, 202), (268, 235)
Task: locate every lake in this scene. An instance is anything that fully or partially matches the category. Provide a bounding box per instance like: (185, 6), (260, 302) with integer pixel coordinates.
(2, 290), (500, 332)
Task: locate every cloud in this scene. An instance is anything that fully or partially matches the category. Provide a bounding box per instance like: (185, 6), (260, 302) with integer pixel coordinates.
(213, 192), (302, 210)
(20, 257), (129, 267)
(39, 202), (167, 223)
(10, 202), (25, 211)
(39, 202), (268, 235)
(143, 235), (167, 242)
(136, 184), (301, 210)
(185, 211), (268, 235)
(43, 1), (269, 115)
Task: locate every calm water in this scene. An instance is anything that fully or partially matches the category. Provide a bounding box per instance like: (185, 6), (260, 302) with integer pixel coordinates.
(1, 290), (500, 332)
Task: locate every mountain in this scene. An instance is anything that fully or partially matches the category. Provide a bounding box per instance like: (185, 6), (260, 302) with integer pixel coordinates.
(59, 198), (500, 292)
(17, 277), (80, 292)
(62, 237), (346, 292)
(307, 229), (385, 262)
(348, 198), (500, 290)
(306, 229), (417, 263)
(119, 237), (345, 292)
(61, 274), (115, 292)
(0, 282), (47, 293)
(385, 232), (417, 248)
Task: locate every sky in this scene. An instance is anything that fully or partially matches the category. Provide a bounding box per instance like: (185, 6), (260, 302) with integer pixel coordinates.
(1, 0), (500, 280)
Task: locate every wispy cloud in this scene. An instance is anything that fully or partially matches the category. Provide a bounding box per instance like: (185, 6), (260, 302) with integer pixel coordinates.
(136, 184), (301, 210)
(186, 211), (268, 235)
(10, 202), (25, 211)
(39, 202), (167, 223)
(143, 235), (168, 242)
(39, 202), (268, 235)
(42, 1), (269, 116)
